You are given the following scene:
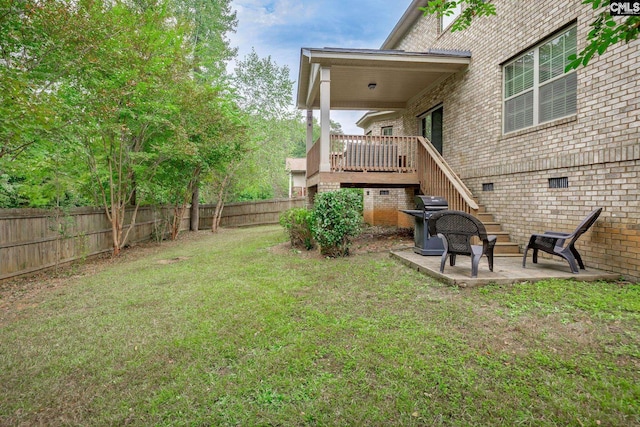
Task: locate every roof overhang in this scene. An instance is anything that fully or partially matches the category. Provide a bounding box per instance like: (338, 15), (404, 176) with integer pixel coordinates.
(296, 47), (471, 111)
(355, 111), (403, 130)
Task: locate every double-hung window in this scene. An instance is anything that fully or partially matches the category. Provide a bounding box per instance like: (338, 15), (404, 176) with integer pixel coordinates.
(503, 25), (577, 133)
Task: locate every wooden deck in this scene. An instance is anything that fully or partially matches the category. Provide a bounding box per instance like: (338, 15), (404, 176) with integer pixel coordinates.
(306, 171), (419, 188)
(307, 135), (479, 214)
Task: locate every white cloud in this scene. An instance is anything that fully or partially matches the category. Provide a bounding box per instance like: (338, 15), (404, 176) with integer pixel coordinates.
(235, 0), (317, 27)
(228, 0), (409, 133)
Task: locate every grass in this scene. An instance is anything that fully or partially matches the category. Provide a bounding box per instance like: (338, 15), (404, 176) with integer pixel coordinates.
(1, 225), (639, 426)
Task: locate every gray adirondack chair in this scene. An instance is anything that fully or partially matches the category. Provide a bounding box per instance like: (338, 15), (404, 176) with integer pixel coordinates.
(522, 208), (602, 273)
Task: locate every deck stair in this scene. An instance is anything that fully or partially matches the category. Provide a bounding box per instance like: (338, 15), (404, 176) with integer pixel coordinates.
(474, 205), (520, 256)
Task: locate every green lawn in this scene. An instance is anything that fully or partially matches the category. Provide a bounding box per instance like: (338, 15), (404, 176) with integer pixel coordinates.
(1, 225), (639, 426)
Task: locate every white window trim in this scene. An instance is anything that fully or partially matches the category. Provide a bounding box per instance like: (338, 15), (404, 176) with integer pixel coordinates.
(502, 25), (577, 135)
(441, 3), (462, 33)
(417, 104), (443, 137)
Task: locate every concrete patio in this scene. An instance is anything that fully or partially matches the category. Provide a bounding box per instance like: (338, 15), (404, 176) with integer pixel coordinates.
(390, 250), (620, 287)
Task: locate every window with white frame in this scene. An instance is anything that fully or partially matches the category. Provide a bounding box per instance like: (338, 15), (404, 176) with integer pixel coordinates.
(441, 3), (462, 32)
(503, 25), (577, 134)
(381, 126), (393, 136)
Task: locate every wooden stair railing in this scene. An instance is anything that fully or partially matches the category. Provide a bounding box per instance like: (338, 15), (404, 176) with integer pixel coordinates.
(416, 136), (479, 214)
(306, 137), (321, 178)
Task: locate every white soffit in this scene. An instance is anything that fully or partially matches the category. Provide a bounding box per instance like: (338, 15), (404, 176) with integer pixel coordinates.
(297, 47), (471, 111)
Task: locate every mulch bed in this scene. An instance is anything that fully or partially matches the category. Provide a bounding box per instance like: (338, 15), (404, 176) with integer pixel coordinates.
(271, 226), (414, 258)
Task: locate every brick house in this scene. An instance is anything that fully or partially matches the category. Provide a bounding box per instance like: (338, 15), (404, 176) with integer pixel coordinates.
(296, 0), (639, 280)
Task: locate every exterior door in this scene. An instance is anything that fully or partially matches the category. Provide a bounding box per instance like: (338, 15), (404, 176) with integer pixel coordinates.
(420, 106), (443, 155)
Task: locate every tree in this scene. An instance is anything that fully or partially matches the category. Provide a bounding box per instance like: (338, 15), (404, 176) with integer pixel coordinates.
(233, 49), (294, 121)
(419, 0), (495, 32)
(168, 0), (239, 228)
(59, 0), (193, 255)
(330, 119), (344, 135)
(228, 50), (297, 201)
(171, 0), (238, 82)
(0, 0), (246, 251)
(149, 82), (248, 239)
(568, 0), (640, 69)
(0, 137), (90, 208)
(0, 0), (82, 160)
(420, 0), (640, 70)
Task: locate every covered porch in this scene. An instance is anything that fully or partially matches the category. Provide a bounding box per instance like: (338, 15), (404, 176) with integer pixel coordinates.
(296, 47), (476, 212)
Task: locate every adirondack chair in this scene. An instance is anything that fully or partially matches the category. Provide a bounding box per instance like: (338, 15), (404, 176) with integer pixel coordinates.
(427, 210), (497, 278)
(522, 208), (602, 273)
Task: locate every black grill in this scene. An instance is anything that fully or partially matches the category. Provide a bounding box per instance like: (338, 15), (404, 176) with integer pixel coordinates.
(400, 195), (448, 256)
(414, 195), (448, 218)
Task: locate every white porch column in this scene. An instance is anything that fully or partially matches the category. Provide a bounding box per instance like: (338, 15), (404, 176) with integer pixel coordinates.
(306, 109), (313, 153)
(319, 66), (331, 172)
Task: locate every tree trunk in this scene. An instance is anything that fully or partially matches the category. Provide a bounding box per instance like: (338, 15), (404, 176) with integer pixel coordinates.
(190, 186), (199, 231)
(212, 202), (223, 233)
(211, 174), (231, 233)
(171, 206), (179, 240)
(170, 203), (189, 240)
(110, 205), (122, 256)
(110, 201), (140, 255)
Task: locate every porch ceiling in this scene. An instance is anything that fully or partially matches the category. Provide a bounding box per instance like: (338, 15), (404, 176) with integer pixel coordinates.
(297, 47), (471, 111)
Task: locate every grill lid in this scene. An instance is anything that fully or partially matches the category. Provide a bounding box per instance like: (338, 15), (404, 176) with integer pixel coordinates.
(415, 195), (447, 209)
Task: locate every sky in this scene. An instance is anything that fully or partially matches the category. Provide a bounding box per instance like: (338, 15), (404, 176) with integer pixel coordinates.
(227, 0), (412, 134)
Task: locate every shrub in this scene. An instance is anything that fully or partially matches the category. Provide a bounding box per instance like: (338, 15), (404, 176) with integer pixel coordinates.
(279, 207), (315, 250)
(312, 189), (363, 257)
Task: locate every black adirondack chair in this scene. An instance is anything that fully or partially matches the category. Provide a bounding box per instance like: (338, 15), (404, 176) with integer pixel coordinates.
(427, 210), (497, 278)
(522, 207), (602, 274)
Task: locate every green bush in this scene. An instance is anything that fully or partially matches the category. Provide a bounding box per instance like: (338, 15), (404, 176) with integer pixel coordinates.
(312, 189), (363, 257)
(279, 207), (315, 250)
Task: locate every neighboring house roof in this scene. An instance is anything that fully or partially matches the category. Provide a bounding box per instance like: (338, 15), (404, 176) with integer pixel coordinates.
(356, 111), (402, 130)
(286, 158), (306, 172)
(297, 47), (471, 111)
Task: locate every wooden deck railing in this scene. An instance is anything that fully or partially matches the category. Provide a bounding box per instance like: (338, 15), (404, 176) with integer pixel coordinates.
(417, 136), (479, 214)
(329, 135), (418, 173)
(306, 134), (478, 215)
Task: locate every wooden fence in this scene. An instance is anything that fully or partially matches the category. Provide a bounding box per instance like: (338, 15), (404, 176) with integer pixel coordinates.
(0, 198), (305, 281)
